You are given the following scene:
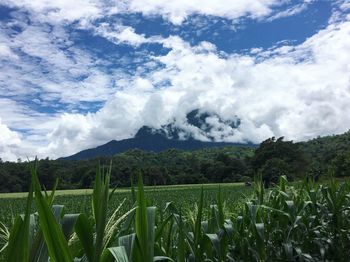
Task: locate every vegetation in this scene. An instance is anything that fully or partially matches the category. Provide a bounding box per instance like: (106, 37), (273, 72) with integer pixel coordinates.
(299, 131), (350, 177)
(0, 146), (254, 193)
(1, 161), (350, 261)
(2, 131), (350, 193)
(0, 183), (250, 229)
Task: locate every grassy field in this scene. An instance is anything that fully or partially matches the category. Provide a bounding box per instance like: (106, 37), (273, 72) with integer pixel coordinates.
(0, 182), (252, 226)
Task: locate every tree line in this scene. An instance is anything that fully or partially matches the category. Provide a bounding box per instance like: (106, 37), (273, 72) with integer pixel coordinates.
(1, 131), (350, 193)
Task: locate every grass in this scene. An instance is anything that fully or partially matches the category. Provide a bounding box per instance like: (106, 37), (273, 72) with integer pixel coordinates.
(0, 183), (251, 227)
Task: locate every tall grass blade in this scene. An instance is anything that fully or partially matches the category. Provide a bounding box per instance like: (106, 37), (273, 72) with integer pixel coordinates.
(0, 221), (9, 253)
(5, 181), (33, 261)
(93, 163), (111, 262)
(118, 234), (135, 261)
(135, 173), (150, 261)
(106, 246), (129, 262)
(31, 160), (73, 262)
(75, 213), (94, 262)
(193, 186), (204, 261)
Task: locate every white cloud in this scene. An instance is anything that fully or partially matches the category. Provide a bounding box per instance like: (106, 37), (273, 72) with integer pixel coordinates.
(0, 19), (115, 104)
(94, 23), (151, 47)
(1, 0), (312, 27)
(0, 99), (53, 131)
(1, 0), (344, 32)
(266, 2), (311, 22)
(0, 118), (22, 161)
(41, 91), (149, 158)
(1, 0), (350, 160)
(116, 0), (282, 25)
(329, 0), (350, 23)
(2, 0), (102, 23)
(0, 43), (18, 60)
(31, 19), (350, 159)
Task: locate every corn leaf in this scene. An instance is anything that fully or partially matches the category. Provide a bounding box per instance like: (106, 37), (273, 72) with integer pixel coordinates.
(31, 161), (73, 262)
(5, 166), (34, 261)
(75, 213), (95, 262)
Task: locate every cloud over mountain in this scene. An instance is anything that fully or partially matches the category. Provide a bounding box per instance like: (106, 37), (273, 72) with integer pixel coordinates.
(0, 0), (350, 160)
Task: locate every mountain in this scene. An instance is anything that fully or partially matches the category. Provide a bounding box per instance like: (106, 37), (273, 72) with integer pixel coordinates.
(61, 109), (253, 160)
(158, 109), (241, 141)
(61, 126), (253, 160)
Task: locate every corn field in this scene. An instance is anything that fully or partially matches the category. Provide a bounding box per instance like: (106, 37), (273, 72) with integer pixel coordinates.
(1, 161), (350, 261)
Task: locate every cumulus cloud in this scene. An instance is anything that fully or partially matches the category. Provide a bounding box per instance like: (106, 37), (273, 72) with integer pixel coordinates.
(116, 0), (282, 25)
(0, 43), (18, 60)
(1, 0), (350, 160)
(2, 0), (102, 23)
(35, 19), (350, 159)
(94, 23), (151, 47)
(1, 0), (311, 26)
(0, 118), (22, 161)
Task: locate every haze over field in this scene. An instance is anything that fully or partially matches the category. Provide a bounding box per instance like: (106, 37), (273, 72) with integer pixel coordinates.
(0, 0), (350, 161)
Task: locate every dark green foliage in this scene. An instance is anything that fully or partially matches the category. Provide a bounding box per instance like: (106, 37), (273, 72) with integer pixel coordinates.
(260, 158), (292, 187)
(251, 137), (308, 185)
(0, 147), (253, 193)
(331, 150), (350, 177)
(299, 130), (350, 177)
(1, 130), (350, 194)
(252, 137), (307, 173)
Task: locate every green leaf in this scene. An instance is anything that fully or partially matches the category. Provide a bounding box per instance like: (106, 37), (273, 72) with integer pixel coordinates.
(118, 234), (135, 261)
(155, 214), (172, 243)
(93, 163), (112, 262)
(61, 214), (79, 240)
(0, 221), (10, 253)
(135, 173), (150, 261)
(146, 206), (156, 259)
(193, 186), (204, 261)
(107, 246), (129, 262)
(176, 212), (186, 262)
(217, 187), (225, 228)
(153, 256), (174, 261)
(205, 233), (222, 261)
(31, 160), (73, 262)
(5, 163), (34, 261)
(75, 213), (95, 262)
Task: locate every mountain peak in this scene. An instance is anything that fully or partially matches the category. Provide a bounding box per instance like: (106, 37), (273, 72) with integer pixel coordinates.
(136, 109), (242, 142)
(60, 108), (250, 160)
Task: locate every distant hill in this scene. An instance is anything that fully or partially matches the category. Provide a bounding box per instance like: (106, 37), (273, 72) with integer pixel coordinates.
(1, 129), (350, 193)
(298, 130), (350, 164)
(61, 125), (254, 160)
(61, 109), (254, 160)
(60, 106), (350, 162)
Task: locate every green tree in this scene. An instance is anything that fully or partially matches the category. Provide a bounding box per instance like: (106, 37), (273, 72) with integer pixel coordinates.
(331, 150), (350, 177)
(251, 137), (307, 183)
(261, 158), (291, 187)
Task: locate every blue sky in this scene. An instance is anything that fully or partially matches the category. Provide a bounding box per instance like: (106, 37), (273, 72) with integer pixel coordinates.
(0, 0), (350, 160)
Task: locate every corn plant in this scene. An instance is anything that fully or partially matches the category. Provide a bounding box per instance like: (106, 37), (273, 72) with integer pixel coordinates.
(73, 163), (135, 262)
(1, 160), (78, 262)
(1, 161), (135, 262)
(2, 161), (350, 262)
(0, 222), (9, 253)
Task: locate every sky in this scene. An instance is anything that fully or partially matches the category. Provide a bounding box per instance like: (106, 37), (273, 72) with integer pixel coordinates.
(0, 0), (350, 161)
